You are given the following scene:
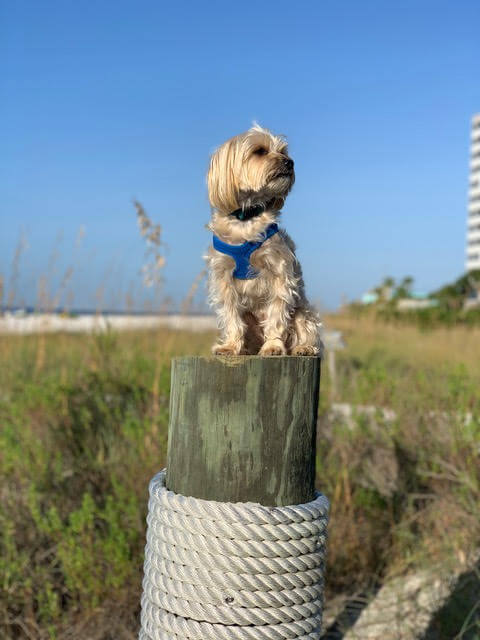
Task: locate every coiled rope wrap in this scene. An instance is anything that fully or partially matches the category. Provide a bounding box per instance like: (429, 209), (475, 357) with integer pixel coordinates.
(139, 471), (329, 639)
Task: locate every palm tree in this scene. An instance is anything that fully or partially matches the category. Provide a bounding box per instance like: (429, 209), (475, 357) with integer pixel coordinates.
(394, 276), (414, 299)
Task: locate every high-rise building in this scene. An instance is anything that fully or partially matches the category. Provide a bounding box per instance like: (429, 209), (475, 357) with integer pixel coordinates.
(466, 114), (480, 271)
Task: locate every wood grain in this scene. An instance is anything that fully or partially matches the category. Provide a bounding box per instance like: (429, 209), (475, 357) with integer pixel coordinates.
(166, 356), (320, 506)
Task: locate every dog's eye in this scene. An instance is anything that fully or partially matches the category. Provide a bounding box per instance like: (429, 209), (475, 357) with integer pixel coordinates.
(253, 147), (268, 156)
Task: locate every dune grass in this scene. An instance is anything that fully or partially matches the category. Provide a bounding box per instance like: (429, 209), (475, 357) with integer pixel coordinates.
(1, 318), (479, 638)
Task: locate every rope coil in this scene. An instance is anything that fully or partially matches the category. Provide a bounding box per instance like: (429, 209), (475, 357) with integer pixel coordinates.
(139, 470), (329, 639)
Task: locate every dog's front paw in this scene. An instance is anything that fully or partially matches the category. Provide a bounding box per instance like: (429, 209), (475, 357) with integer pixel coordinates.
(291, 345), (319, 356)
(259, 339), (287, 356)
(212, 342), (242, 356)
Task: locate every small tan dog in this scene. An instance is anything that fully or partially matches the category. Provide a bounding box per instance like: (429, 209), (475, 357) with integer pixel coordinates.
(206, 124), (321, 356)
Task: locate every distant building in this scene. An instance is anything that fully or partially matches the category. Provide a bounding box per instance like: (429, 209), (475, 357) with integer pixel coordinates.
(466, 114), (480, 271)
(463, 277), (480, 310)
(361, 285), (394, 305)
(361, 291), (379, 304)
(360, 288), (438, 309)
(396, 298), (438, 311)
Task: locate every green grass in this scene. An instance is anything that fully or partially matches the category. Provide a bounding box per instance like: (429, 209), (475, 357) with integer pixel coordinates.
(1, 321), (479, 638)
(0, 328), (211, 639)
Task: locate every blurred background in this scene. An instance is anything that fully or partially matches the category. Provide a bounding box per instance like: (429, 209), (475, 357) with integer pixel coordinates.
(1, 2), (480, 639)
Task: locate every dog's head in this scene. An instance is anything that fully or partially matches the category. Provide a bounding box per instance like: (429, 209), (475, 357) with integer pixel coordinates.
(207, 125), (295, 215)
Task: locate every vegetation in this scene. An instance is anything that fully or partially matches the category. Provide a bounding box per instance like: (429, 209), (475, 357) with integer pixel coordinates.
(356, 271), (480, 328)
(431, 270), (480, 308)
(377, 300), (480, 328)
(1, 317), (479, 638)
(370, 274), (415, 302)
(0, 328), (210, 639)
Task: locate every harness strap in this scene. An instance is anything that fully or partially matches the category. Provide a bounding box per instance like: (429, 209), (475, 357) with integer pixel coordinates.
(212, 223), (279, 280)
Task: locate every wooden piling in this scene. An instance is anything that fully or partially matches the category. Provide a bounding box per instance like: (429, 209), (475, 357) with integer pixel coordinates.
(166, 355), (321, 506)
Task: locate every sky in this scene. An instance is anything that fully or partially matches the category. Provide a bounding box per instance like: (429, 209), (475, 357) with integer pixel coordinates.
(2, 0), (480, 311)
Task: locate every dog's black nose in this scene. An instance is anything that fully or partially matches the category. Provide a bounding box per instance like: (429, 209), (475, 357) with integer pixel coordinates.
(284, 158), (294, 171)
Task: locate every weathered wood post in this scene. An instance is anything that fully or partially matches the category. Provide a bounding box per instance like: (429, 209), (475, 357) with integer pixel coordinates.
(322, 330), (345, 404)
(166, 355), (321, 505)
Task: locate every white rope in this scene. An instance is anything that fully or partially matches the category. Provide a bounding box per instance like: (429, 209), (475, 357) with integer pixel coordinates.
(139, 470), (329, 640)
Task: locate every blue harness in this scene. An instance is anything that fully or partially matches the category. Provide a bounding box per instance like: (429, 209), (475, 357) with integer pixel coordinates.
(212, 223), (279, 280)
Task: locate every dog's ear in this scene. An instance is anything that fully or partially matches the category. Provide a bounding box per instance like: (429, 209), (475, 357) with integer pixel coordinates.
(207, 138), (240, 213)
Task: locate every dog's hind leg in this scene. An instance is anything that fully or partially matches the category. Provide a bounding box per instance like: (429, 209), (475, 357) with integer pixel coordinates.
(290, 306), (322, 356)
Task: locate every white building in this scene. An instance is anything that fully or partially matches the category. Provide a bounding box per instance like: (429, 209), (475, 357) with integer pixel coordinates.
(466, 114), (480, 271)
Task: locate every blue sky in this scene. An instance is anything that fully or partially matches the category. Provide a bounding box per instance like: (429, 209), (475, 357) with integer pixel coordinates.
(2, 0), (480, 311)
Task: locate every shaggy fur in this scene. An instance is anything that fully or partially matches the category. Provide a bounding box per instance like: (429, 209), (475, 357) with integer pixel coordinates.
(206, 125), (321, 356)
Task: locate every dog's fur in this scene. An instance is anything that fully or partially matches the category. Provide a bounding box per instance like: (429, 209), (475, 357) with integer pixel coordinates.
(206, 125), (321, 356)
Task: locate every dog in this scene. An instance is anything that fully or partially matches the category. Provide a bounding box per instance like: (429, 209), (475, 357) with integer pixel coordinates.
(205, 124), (321, 356)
